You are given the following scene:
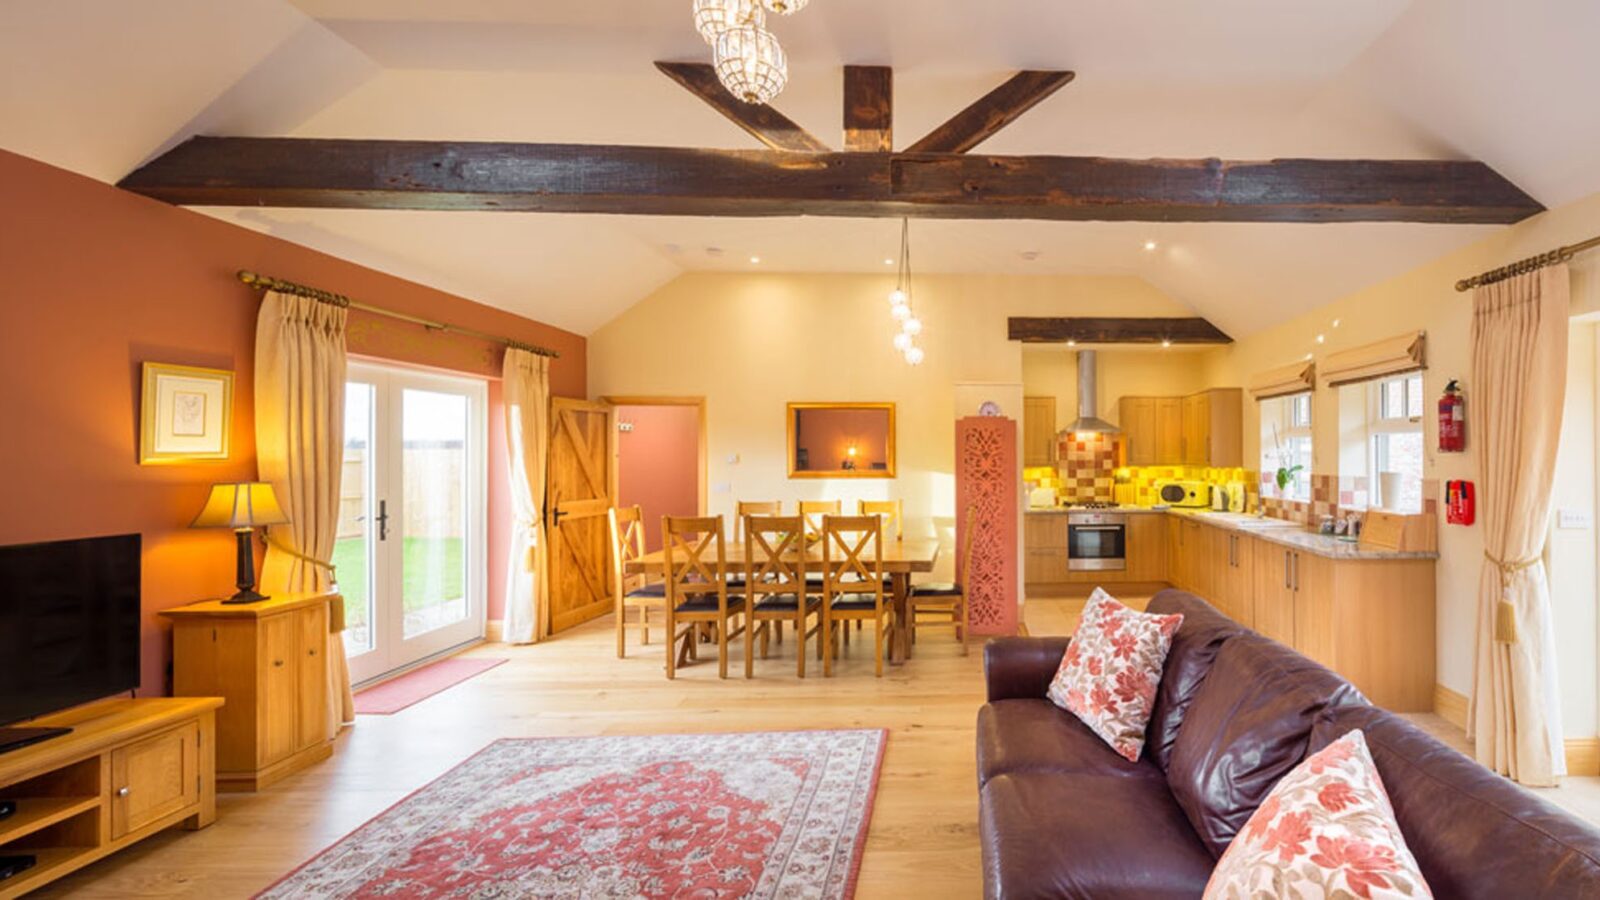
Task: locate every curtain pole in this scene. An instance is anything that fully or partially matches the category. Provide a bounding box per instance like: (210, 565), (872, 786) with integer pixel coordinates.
(236, 270), (561, 359)
(1455, 234), (1600, 293)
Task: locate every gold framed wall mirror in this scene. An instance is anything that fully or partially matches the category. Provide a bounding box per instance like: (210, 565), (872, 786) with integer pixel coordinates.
(786, 403), (897, 479)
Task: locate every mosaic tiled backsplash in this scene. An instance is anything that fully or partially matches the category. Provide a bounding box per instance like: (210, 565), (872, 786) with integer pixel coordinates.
(1026, 432), (1438, 529)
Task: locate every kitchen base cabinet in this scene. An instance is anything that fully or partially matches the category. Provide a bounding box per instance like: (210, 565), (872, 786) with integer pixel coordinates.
(1251, 545), (1434, 712)
(1214, 532), (1255, 627)
(1124, 515), (1168, 582)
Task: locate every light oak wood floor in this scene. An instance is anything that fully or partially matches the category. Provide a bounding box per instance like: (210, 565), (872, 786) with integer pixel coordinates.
(40, 591), (1600, 898)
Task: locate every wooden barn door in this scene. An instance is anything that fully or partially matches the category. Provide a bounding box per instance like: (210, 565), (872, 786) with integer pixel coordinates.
(545, 398), (615, 635)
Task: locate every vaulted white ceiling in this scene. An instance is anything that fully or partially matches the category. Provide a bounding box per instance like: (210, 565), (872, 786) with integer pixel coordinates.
(2, 0), (1597, 336)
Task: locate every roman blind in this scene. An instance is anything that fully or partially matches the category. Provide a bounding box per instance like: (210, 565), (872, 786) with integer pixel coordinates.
(1248, 360), (1315, 400)
(1322, 331), (1426, 387)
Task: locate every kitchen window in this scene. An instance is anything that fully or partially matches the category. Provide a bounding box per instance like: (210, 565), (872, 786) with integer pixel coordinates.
(1367, 373), (1424, 512)
(1261, 391), (1312, 501)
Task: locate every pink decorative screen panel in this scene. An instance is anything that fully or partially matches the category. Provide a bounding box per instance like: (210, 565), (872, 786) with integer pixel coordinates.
(956, 416), (1019, 636)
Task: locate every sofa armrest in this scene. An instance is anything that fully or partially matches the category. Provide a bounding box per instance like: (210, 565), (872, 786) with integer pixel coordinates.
(983, 637), (1071, 702)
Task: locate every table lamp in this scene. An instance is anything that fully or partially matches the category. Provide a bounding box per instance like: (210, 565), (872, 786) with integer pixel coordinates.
(191, 481), (290, 604)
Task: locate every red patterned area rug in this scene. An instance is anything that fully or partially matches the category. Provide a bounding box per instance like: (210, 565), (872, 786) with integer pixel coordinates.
(257, 729), (887, 899)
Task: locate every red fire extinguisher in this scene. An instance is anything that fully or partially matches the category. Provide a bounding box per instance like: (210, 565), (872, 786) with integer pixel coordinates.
(1438, 379), (1466, 453)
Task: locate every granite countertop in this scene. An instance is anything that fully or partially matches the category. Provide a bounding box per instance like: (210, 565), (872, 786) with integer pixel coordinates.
(1024, 505), (1439, 561)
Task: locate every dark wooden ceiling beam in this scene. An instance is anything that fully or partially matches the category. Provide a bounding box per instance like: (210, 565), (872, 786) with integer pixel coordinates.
(1009, 317), (1234, 345)
(843, 65), (893, 152)
(118, 137), (1546, 225)
(905, 70), (1076, 154)
(654, 61), (829, 153)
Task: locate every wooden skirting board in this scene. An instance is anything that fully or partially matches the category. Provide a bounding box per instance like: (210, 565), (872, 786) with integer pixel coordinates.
(1435, 683), (1599, 776)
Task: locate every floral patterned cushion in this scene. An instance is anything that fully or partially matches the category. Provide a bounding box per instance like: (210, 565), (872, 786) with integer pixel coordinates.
(1204, 729), (1432, 900)
(1046, 588), (1183, 762)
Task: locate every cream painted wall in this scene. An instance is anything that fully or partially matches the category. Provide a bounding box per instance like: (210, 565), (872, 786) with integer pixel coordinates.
(1021, 345), (1213, 430)
(589, 272), (1193, 580)
(1201, 190), (1600, 737)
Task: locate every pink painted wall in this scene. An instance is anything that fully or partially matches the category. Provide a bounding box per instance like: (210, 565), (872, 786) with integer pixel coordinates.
(794, 408), (891, 472)
(0, 149), (585, 697)
(616, 405), (701, 551)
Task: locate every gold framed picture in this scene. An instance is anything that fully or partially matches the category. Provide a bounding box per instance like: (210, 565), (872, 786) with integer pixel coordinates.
(140, 362), (234, 464)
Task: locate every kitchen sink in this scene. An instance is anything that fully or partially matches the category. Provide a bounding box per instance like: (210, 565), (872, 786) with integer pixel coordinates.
(1193, 511), (1300, 528)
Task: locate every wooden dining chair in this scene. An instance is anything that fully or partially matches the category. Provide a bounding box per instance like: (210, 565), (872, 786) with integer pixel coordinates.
(858, 499), (904, 541)
(909, 505), (976, 655)
(798, 499), (841, 542)
(820, 514), (891, 677)
(662, 515), (746, 679)
(734, 501), (783, 542)
(742, 514), (823, 678)
(609, 505), (666, 659)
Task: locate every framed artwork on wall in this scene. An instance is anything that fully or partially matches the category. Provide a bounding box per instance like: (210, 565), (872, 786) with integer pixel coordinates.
(140, 362), (233, 464)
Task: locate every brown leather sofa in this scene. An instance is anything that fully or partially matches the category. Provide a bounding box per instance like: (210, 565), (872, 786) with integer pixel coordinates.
(977, 589), (1600, 899)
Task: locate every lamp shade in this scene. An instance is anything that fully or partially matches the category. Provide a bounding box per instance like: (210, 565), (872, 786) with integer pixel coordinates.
(191, 482), (289, 529)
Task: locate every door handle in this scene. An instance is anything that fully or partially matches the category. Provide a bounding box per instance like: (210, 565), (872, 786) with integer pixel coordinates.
(375, 500), (390, 541)
(1284, 551), (1291, 590)
(1292, 553), (1300, 592)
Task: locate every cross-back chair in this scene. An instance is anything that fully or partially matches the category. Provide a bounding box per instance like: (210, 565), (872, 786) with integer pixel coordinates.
(662, 515), (746, 679)
(734, 501), (783, 542)
(609, 505), (667, 658)
(742, 514), (823, 678)
(857, 499), (904, 541)
(798, 499), (841, 542)
(820, 514), (891, 677)
(909, 505), (976, 655)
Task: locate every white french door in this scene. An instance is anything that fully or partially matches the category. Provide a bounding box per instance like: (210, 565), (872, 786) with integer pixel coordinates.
(339, 362), (488, 685)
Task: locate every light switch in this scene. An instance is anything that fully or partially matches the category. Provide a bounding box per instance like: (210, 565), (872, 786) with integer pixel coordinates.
(726, 453), (740, 464)
(713, 482), (732, 494)
(1557, 509), (1592, 530)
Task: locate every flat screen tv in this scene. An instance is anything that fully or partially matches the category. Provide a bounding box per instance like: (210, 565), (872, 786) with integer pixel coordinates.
(0, 534), (141, 738)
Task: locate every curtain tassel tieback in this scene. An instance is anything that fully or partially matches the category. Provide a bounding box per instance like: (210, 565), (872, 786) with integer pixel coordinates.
(264, 530), (345, 633)
(1485, 551), (1540, 644)
(518, 519), (541, 572)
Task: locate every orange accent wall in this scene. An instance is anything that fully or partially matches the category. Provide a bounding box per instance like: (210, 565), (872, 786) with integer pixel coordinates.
(0, 149), (585, 697)
(616, 405), (702, 551)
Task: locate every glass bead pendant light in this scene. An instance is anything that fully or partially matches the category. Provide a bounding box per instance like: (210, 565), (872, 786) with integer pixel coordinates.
(761, 0), (809, 13)
(693, 0), (764, 44)
(714, 24), (788, 104)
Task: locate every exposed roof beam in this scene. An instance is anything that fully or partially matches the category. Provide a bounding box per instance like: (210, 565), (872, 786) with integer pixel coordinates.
(843, 65), (893, 152)
(905, 70), (1076, 154)
(118, 137), (1546, 225)
(1009, 317), (1234, 345)
(654, 61), (829, 153)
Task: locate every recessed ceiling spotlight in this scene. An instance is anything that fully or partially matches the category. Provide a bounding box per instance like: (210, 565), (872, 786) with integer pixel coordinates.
(1144, 240), (1158, 251)
(1066, 339), (1077, 347)
(1161, 339), (1172, 349)
(1315, 334), (1326, 344)
(883, 258), (895, 265)
(749, 255), (761, 264)
(1305, 353), (1314, 360)
(1020, 250), (1041, 261)
(705, 246), (724, 257)
(1332, 318), (1342, 328)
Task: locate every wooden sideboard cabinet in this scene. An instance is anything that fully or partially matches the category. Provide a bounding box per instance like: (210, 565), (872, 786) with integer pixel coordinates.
(161, 593), (334, 791)
(0, 698), (221, 899)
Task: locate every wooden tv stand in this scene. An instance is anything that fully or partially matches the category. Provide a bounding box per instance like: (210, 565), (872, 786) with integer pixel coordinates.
(0, 698), (221, 899)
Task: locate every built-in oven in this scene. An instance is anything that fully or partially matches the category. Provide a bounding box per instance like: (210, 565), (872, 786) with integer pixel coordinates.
(1067, 512), (1127, 571)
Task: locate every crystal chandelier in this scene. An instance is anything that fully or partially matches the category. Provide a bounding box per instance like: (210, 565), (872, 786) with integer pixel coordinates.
(692, 0), (764, 44)
(691, 0), (805, 105)
(889, 219), (925, 366)
(714, 24), (788, 104)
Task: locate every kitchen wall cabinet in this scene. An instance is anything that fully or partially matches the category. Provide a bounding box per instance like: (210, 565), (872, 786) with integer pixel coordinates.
(1118, 389), (1242, 467)
(1022, 396), (1057, 466)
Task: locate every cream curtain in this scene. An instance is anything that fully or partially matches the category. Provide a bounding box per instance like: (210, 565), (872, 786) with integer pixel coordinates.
(502, 348), (551, 644)
(1468, 265), (1569, 786)
(255, 290), (354, 736)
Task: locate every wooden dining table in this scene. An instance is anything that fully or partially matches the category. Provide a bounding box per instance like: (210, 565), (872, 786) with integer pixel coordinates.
(626, 538), (940, 665)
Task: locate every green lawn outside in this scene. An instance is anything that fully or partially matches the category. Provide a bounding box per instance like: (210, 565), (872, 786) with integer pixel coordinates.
(332, 537), (464, 627)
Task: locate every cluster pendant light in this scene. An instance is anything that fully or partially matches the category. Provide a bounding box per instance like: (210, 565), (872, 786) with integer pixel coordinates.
(889, 219), (925, 366)
(691, 0), (808, 105)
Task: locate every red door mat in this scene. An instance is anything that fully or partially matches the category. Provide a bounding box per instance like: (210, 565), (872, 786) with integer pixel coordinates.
(354, 657), (508, 715)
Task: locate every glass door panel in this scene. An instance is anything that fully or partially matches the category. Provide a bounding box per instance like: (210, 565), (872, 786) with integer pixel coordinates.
(400, 388), (471, 640)
(338, 381), (379, 680)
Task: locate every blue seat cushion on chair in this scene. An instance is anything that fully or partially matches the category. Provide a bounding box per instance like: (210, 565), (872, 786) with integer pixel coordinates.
(626, 583), (667, 599)
(674, 593), (738, 613)
(831, 592), (881, 610)
(753, 592), (808, 610)
(914, 582), (962, 597)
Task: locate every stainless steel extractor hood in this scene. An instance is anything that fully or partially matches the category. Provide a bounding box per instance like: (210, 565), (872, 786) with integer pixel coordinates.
(1062, 349), (1119, 435)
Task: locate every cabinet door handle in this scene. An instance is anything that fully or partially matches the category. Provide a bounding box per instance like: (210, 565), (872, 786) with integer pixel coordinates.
(274, 659), (285, 667)
(308, 648), (318, 657)
(116, 787), (130, 797)
(1292, 553), (1300, 592)
(1284, 551), (1291, 590)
